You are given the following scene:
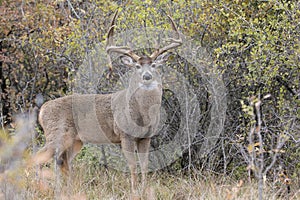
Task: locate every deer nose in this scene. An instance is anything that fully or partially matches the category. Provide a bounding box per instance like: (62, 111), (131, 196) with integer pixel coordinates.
(143, 72), (152, 81)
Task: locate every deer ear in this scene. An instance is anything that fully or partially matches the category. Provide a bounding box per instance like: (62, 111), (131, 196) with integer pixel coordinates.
(120, 56), (135, 67)
(154, 52), (170, 64)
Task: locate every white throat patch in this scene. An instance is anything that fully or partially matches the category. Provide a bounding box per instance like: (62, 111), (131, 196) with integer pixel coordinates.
(139, 81), (159, 90)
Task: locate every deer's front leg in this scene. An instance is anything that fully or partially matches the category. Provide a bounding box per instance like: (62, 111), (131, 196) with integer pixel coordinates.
(121, 136), (138, 195)
(137, 138), (151, 190)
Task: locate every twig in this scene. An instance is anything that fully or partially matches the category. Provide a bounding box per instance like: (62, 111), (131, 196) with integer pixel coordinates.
(67, 0), (80, 19)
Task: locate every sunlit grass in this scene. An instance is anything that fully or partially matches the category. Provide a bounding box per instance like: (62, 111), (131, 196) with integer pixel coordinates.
(3, 162), (295, 200)
(0, 126), (299, 200)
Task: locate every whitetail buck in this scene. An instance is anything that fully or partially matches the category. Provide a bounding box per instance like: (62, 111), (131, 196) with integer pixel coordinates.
(31, 11), (182, 196)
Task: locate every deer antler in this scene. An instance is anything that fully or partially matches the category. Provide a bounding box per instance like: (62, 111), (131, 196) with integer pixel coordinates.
(149, 15), (182, 60)
(106, 10), (140, 70)
(106, 11), (182, 70)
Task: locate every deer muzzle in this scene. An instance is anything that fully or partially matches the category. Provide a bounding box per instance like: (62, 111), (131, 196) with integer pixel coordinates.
(142, 72), (152, 81)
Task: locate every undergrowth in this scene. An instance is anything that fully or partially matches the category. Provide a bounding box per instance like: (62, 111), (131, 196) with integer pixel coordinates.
(0, 161), (298, 200)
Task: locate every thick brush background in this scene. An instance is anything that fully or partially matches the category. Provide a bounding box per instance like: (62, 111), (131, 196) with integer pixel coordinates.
(0, 0), (299, 197)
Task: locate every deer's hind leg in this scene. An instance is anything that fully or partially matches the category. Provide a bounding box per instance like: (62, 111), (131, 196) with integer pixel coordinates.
(56, 138), (83, 175)
(30, 143), (56, 167)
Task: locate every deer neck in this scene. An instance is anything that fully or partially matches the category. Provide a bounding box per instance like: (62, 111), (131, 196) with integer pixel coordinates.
(126, 84), (162, 127)
(138, 81), (159, 90)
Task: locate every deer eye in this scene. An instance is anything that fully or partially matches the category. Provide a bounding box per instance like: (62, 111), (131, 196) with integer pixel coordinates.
(151, 63), (156, 68)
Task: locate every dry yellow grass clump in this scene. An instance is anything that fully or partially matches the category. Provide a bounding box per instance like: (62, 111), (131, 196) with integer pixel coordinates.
(0, 125), (298, 200)
(0, 161), (299, 200)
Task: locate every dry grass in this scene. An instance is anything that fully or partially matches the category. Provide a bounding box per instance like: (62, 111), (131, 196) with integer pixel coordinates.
(1, 115), (298, 199)
(0, 161), (299, 200)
